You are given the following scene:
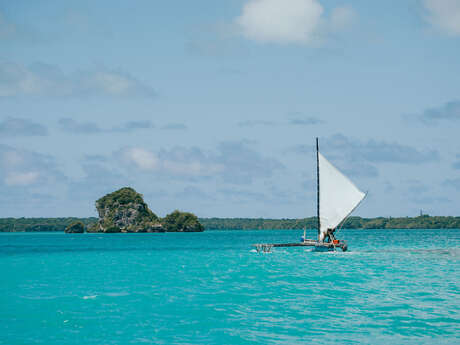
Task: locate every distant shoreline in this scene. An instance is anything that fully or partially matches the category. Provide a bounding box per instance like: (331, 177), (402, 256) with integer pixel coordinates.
(1, 215), (459, 232)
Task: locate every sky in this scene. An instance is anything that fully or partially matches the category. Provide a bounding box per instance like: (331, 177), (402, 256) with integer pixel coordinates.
(1, 0), (459, 218)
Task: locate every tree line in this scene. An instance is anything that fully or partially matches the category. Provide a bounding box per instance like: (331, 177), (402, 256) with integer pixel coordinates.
(200, 215), (460, 230)
(1, 215), (459, 232)
(0, 218), (98, 232)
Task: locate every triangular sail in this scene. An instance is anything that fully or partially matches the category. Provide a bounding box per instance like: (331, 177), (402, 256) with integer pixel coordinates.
(318, 152), (365, 241)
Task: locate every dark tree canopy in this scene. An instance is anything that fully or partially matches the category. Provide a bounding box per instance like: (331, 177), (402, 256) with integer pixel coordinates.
(162, 210), (204, 232)
(65, 221), (85, 233)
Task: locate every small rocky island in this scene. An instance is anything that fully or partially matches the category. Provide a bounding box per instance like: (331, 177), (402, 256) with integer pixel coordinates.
(87, 187), (204, 233)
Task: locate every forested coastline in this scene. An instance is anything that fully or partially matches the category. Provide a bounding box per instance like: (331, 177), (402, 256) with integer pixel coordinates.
(1, 215), (459, 232)
(199, 216), (460, 230)
(0, 218), (98, 232)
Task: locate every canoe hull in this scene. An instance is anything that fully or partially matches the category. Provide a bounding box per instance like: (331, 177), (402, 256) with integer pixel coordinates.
(253, 239), (348, 252)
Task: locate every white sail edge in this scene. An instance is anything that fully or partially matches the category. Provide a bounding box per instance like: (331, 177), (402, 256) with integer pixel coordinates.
(336, 191), (368, 231)
(318, 152), (365, 241)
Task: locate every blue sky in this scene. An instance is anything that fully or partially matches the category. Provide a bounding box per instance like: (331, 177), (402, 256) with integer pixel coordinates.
(1, 0), (459, 218)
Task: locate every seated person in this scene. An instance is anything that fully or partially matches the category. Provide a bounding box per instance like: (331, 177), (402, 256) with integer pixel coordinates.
(324, 228), (337, 243)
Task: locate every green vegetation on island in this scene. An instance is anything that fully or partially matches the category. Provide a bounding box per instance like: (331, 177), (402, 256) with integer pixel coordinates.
(87, 187), (163, 233)
(162, 210), (204, 232)
(65, 221), (85, 233)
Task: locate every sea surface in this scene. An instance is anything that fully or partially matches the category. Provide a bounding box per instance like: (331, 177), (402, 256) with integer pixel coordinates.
(0, 229), (459, 345)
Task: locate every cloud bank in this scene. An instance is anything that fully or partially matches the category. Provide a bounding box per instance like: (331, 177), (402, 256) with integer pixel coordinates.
(324, 134), (439, 165)
(423, 0), (460, 36)
(290, 134), (439, 165)
(0, 61), (155, 98)
(289, 134), (439, 178)
(411, 100), (460, 124)
(58, 118), (155, 134)
(0, 117), (48, 136)
(237, 116), (322, 127)
(118, 141), (284, 184)
(0, 144), (64, 187)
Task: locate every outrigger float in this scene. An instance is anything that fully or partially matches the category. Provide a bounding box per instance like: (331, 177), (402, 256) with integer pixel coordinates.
(253, 138), (366, 253)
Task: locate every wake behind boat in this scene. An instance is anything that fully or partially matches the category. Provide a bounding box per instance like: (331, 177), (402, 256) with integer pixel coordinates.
(254, 138), (366, 253)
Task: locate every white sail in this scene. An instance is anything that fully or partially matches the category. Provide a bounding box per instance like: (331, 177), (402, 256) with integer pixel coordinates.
(318, 152), (365, 241)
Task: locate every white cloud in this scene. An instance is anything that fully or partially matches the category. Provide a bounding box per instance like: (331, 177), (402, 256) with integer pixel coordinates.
(234, 0), (355, 44)
(81, 70), (153, 97)
(5, 171), (39, 186)
(423, 0), (460, 36)
(121, 147), (159, 171)
(0, 144), (65, 188)
(0, 62), (43, 97)
(235, 0), (323, 44)
(0, 145), (70, 215)
(120, 146), (223, 177)
(0, 61), (155, 98)
(117, 142), (283, 183)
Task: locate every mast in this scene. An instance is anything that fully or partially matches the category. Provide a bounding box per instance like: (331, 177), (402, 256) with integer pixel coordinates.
(316, 137), (320, 240)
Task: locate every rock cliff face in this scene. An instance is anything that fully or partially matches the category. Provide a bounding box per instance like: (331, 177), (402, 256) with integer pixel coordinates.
(87, 187), (163, 233)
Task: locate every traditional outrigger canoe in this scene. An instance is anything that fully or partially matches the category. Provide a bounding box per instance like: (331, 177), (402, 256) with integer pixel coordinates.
(253, 138), (366, 253)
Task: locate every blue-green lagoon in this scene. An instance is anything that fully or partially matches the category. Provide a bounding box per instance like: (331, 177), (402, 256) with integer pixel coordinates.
(1, 229), (459, 344)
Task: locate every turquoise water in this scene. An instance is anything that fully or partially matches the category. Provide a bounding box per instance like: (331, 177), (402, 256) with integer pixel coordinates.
(1, 229), (459, 345)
